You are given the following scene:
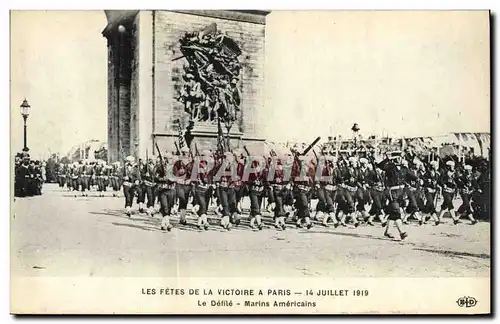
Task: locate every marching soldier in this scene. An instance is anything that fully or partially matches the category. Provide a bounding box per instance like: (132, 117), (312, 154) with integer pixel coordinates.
(402, 159), (424, 224)
(139, 158), (156, 216)
(109, 162), (122, 196)
(192, 150), (213, 230)
(122, 156), (141, 216)
(291, 152), (314, 229)
(320, 155), (341, 227)
(155, 152), (176, 231)
(367, 159), (387, 226)
(175, 146), (193, 225)
(379, 153), (408, 240)
(456, 164), (478, 225)
(356, 157), (371, 223)
(422, 160), (441, 225)
(438, 160), (460, 224)
(95, 160), (108, 197)
(247, 153), (266, 230)
(70, 162), (80, 194)
(338, 156), (360, 227)
(268, 154), (291, 230)
(215, 151), (237, 230)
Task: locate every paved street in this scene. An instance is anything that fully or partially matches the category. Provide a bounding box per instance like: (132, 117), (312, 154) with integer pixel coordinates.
(11, 184), (490, 278)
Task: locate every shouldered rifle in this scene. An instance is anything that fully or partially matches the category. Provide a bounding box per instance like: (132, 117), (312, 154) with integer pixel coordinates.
(155, 142), (166, 176)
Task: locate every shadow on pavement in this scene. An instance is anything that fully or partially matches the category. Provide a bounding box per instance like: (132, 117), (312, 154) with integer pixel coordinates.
(413, 248), (490, 260)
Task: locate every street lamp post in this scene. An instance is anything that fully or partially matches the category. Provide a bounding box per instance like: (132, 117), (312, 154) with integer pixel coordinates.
(20, 99), (31, 151)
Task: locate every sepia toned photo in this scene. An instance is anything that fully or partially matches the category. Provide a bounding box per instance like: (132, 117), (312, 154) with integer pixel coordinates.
(10, 9), (491, 314)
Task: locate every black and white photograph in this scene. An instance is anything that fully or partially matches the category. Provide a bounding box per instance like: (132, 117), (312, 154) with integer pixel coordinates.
(10, 9), (491, 314)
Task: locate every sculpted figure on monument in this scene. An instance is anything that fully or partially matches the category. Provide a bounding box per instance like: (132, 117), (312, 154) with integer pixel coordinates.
(176, 23), (242, 124)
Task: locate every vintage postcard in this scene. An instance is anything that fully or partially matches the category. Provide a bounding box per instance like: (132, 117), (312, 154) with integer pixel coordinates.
(10, 10), (491, 314)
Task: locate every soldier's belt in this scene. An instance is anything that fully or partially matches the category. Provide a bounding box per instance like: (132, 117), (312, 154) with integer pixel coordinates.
(143, 180), (154, 187)
(443, 187), (455, 193)
(72, 176), (79, 180)
(197, 183), (209, 189)
(389, 185), (405, 190)
(325, 184), (337, 191)
(251, 186), (264, 193)
(177, 179), (191, 185)
(159, 183), (176, 190)
(122, 181), (132, 187)
(273, 184), (284, 191)
(426, 188), (436, 193)
(408, 186), (417, 191)
(343, 185), (357, 192)
(296, 184), (310, 191)
(220, 182), (229, 188)
(462, 188), (472, 195)
(373, 186), (385, 192)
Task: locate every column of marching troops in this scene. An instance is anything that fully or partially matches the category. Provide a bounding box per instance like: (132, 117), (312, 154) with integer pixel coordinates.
(51, 144), (491, 240)
(14, 153), (45, 197)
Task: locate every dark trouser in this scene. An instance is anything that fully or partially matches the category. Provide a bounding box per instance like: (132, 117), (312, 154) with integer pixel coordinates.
(369, 189), (385, 215)
(296, 190), (310, 219)
(139, 184), (155, 208)
(97, 177), (106, 192)
(158, 188), (176, 216)
(219, 187), (231, 216)
(355, 188), (369, 212)
(267, 187), (275, 204)
(324, 188), (337, 213)
(71, 178), (79, 191)
(228, 187), (241, 215)
(249, 188), (263, 216)
(385, 188), (405, 220)
(441, 191), (455, 211)
(58, 176), (65, 187)
(194, 187), (210, 216)
(406, 189), (420, 214)
(176, 183), (191, 210)
(79, 177), (90, 192)
(123, 185), (137, 208)
(423, 191), (437, 214)
(316, 187), (328, 213)
(273, 187), (288, 217)
(110, 177), (120, 191)
(458, 192), (472, 215)
(341, 188), (357, 214)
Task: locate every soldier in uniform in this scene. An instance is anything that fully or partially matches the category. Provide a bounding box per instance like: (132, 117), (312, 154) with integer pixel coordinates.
(379, 153), (408, 240)
(356, 157), (371, 223)
(175, 146), (193, 225)
(338, 156), (360, 227)
(155, 152), (176, 231)
(320, 155), (341, 227)
(291, 152), (314, 229)
(122, 156), (141, 216)
(268, 154), (290, 230)
(77, 160), (91, 197)
(422, 160), (441, 225)
(95, 160), (108, 197)
(136, 158), (148, 213)
(70, 162), (80, 194)
(438, 160), (460, 224)
(109, 162), (122, 196)
(456, 164), (478, 225)
(215, 151), (236, 230)
(367, 159), (387, 226)
(139, 158), (156, 216)
(402, 159), (424, 224)
(191, 150), (213, 230)
(57, 163), (67, 188)
(247, 153), (266, 230)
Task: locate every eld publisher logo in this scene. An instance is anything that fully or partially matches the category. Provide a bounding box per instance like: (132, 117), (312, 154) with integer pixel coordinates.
(456, 296), (478, 308)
